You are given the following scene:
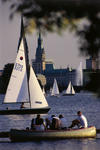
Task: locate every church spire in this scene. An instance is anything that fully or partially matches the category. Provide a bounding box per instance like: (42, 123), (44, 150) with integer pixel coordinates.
(38, 31), (43, 49)
(36, 31), (45, 62)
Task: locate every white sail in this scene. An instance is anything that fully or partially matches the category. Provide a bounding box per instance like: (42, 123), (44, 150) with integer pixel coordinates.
(4, 39), (29, 103)
(72, 86), (75, 94)
(65, 81), (75, 95)
(51, 79), (59, 96)
(29, 66), (48, 108)
(66, 81), (71, 94)
(75, 62), (83, 86)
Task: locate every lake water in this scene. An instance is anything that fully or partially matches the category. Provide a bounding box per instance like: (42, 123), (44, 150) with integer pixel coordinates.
(0, 93), (100, 150)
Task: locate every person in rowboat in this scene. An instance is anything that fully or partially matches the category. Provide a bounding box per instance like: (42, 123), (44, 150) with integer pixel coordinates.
(31, 114), (46, 131)
(51, 115), (61, 130)
(68, 111), (88, 129)
(59, 114), (67, 129)
(45, 115), (61, 130)
(45, 115), (55, 129)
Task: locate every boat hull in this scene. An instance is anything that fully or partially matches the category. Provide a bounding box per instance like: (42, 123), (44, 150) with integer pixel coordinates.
(10, 126), (96, 142)
(0, 107), (50, 115)
(50, 95), (60, 98)
(63, 94), (75, 96)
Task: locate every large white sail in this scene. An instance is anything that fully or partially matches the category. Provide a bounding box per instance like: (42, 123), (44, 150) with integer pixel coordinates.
(51, 79), (59, 96)
(4, 39), (29, 103)
(29, 66), (48, 108)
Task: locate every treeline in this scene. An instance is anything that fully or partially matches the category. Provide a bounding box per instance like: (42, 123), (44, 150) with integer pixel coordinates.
(0, 64), (14, 94)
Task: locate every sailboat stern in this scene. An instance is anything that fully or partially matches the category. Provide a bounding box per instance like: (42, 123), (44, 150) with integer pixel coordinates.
(0, 107), (50, 115)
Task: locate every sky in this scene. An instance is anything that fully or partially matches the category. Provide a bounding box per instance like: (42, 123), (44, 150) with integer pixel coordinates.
(0, 1), (87, 70)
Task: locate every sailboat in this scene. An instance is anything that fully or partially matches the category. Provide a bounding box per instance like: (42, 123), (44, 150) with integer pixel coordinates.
(0, 38), (50, 115)
(63, 81), (75, 96)
(51, 78), (59, 97)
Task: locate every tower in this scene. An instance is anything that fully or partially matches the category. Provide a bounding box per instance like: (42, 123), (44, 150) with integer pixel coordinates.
(36, 32), (45, 62)
(32, 32), (46, 74)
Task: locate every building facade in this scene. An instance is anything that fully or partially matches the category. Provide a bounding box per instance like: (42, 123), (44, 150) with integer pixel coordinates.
(44, 67), (76, 91)
(32, 32), (85, 91)
(86, 56), (100, 70)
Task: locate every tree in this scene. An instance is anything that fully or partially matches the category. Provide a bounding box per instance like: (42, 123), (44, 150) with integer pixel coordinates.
(77, 14), (100, 57)
(77, 13), (100, 97)
(0, 63), (14, 94)
(2, 0), (100, 33)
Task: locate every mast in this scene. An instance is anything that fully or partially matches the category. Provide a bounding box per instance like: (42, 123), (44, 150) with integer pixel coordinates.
(18, 16), (31, 108)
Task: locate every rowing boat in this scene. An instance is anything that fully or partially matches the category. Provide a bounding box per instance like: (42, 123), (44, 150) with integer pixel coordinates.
(10, 126), (96, 142)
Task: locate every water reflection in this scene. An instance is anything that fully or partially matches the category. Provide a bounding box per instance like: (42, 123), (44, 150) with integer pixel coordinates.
(0, 93), (100, 150)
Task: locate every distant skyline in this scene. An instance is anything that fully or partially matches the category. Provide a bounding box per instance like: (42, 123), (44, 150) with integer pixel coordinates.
(0, 1), (87, 70)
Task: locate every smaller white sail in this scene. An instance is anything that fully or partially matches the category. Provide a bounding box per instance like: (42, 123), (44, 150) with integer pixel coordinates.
(71, 86), (75, 95)
(29, 66), (49, 108)
(51, 79), (59, 96)
(66, 82), (71, 94)
(4, 39), (29, 103)
(64, 81), (75, 95)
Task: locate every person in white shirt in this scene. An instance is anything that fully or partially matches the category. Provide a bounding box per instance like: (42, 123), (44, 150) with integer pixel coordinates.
(69, 111), (88, 128)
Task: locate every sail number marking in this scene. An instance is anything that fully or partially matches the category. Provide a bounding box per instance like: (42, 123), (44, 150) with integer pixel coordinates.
(14, 63), (23, 72)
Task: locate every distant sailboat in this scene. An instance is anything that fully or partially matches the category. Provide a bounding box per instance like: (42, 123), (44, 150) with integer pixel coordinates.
(51, 78), (59, 96)
(0, 39), (50, 115)
(63, 81), (75, 96)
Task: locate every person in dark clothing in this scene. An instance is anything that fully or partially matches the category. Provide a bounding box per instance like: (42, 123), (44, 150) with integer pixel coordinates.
(31, 114), (46, 130)
(20, 102), (25, 109)
(35, 114), (41, 125)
